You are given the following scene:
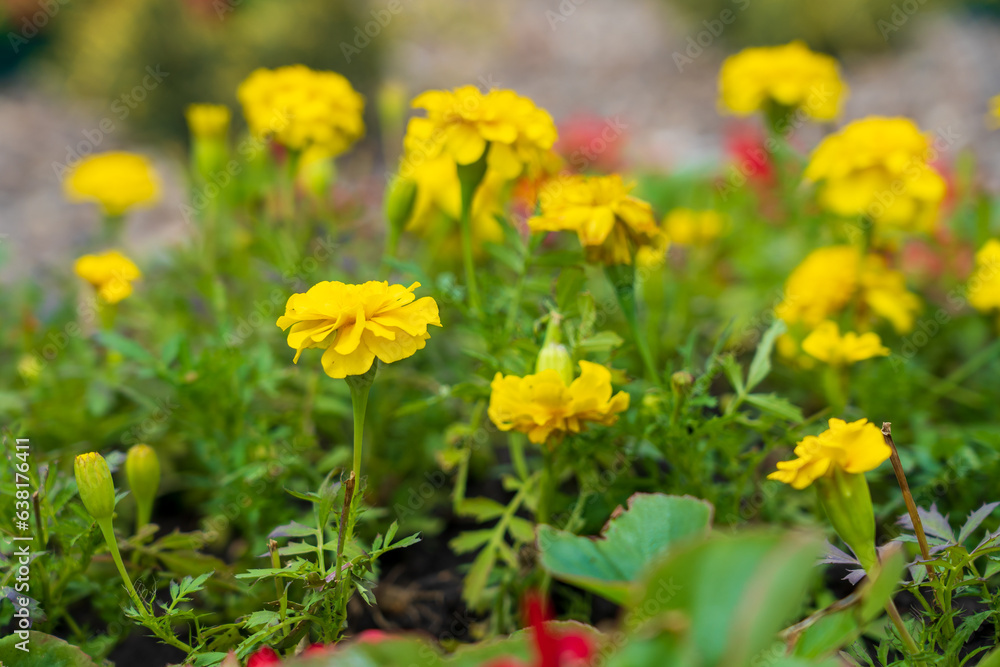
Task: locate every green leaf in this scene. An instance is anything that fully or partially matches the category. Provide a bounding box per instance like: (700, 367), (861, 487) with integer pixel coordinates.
(746, 319), (786, 390)
(576, 331), (625, 354)
(96, 331), (159, 367)
(629, 530), (823, 666)
(744, 393), (804, 422)
(720, 354), (745, 395)
(538, 493), (713, 604)
(456, 497), (506, 521)
(0, 632), (101, 666)
(859, 544), (906, 622)
(449, 529), (494, 555)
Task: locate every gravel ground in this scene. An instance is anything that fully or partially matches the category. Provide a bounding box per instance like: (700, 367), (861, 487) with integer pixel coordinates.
(2, 1), (999, 283)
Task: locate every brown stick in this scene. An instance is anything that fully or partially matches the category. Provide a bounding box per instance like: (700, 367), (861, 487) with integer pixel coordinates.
(882, 423), (937, 586)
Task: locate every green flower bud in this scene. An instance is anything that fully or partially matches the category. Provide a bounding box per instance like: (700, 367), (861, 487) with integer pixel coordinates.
(74, 452), (116, 521)
(385, 177), (417, 233)
(536, 342), (574, 386)
(815, 467), (878, 571)
(126, 444), (160, 530)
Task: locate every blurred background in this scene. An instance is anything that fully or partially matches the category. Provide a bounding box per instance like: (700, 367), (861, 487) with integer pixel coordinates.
(2, 0), (1000, 282)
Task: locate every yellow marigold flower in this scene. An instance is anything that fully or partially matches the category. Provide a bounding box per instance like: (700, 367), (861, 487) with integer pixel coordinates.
(801, 321), (889, 366)
(74, 250), (141, 304)
(276, 281), (441, 379)
(404, 85), (557, 180)
(859, 255), (921, 333)
(663, 208), (725, 246)
(718, 41), (847, 121)
(185, 104), (231, 140)
(403, 154), (505, 254)
(776, 245), (920, 333)
(488, 361), (630, 445)
(776, 246), (859, 327)
(64, 152), (160, 216)
(989, 95), (1000, 129)
(804, 117), (946, 234)
(967, 239), (1000, 313)
(768, 418), (891, 490)
(238, 65), (365, 156)
(529, 174), (661, 265)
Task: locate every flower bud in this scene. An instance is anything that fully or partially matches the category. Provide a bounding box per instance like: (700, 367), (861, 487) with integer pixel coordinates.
(815, 467), (878, 571)
(536, 342), (574, 386)
(670, 371), (694, 396)
(385, 177), (417, 233)
(74, 452), (116, 521)
(185, 104), (231, 181)
(126, 444), (160, 529)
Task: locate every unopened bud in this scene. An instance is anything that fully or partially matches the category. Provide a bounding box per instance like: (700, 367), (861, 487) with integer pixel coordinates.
(74, 452), (116, 521)
(126, 444), (160, 529)
(536, 342), (574, 386)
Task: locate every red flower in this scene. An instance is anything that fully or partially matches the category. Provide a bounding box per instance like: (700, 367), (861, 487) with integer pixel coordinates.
(486, 594), (593, 667)
(246, 647), (280, 667)
(725, 123), (773, 185)
(555, 113), (628, 173)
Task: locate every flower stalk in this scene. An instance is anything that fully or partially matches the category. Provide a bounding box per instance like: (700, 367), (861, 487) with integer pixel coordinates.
(457, 146), (490, 316)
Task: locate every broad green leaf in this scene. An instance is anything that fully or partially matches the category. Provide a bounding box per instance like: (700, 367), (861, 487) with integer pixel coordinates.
(0, 632), (101, 667)
(746, 319), (786, 391)
(629, 530), (823, 666)
(456, 497), (506, 521)
(577, 331), (625, 354)
(538, 493), (713, 604)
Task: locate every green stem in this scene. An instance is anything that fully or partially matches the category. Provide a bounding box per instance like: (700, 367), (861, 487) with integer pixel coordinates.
(96, 518), (146, 616)
(605, 264), (659, 383)
(457, 147), (490, 317)
(537, 448), (555, 527)
(884, 597), (924, 664)
(350, 383), (370, 485)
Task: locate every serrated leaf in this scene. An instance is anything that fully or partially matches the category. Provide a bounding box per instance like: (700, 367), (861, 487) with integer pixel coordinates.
(269, 520), (317, 539)
(744, 393), (804, 422)
(958, 502), (999, 545)
(449, 530), (493, 555)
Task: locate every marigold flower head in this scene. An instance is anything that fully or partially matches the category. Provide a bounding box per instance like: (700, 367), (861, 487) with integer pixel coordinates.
(276, 281), (441, 379)
(238, 65), (365, 156)
(804, 117), (946, 234)
(64, 152), (160, 216)
(663, 208), (725, 246)
(488, 360), (630, 446)
(74, 250), (142, 304)
(718, 41), (847, 121)
(801, 321), (889, 366)
(989, 95), (1000, 129)
(768, 418), (891, 490)
(528, 174), (661, 265)
(185, 104), (231, 140)
(776, 245), (920, 333)
(403, 85), (557, 180)
(967, 239), (1000, 314)
(775, 246), (859, 327)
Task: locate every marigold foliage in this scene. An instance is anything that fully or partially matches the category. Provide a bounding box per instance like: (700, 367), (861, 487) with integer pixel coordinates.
(488, 360), (630, 445)
(276, 281), (441, 379)
(804, 117), (947, 234)
(238, 65), (365, 156)
(768, 418), (891, 490)
(718, 41), (847, 121)
(73, 250), (142, 304)
(64, 152), (160, 216)
(528, 174), (661, 265)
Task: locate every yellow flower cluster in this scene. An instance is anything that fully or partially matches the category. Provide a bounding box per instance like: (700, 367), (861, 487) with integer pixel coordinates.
(238, 65), (365, 156)
(662, 208), (725, 246)
(404, 85), (558, 179)
(768, 418), (891, 490)
(276, 281), (441, 379)
(488, 361), (630, 445)
(64, 152), (160, 216)
(185, 104), (231, 140)
(967, 239), (1000, 314)
(801, 321), (889, 366)
(776, 245), (920, 333)
(73, 250), (142, 304)
(804, 117), (947, 235)
(718, 41), (847, 121)
(528, 174), (661, 265)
